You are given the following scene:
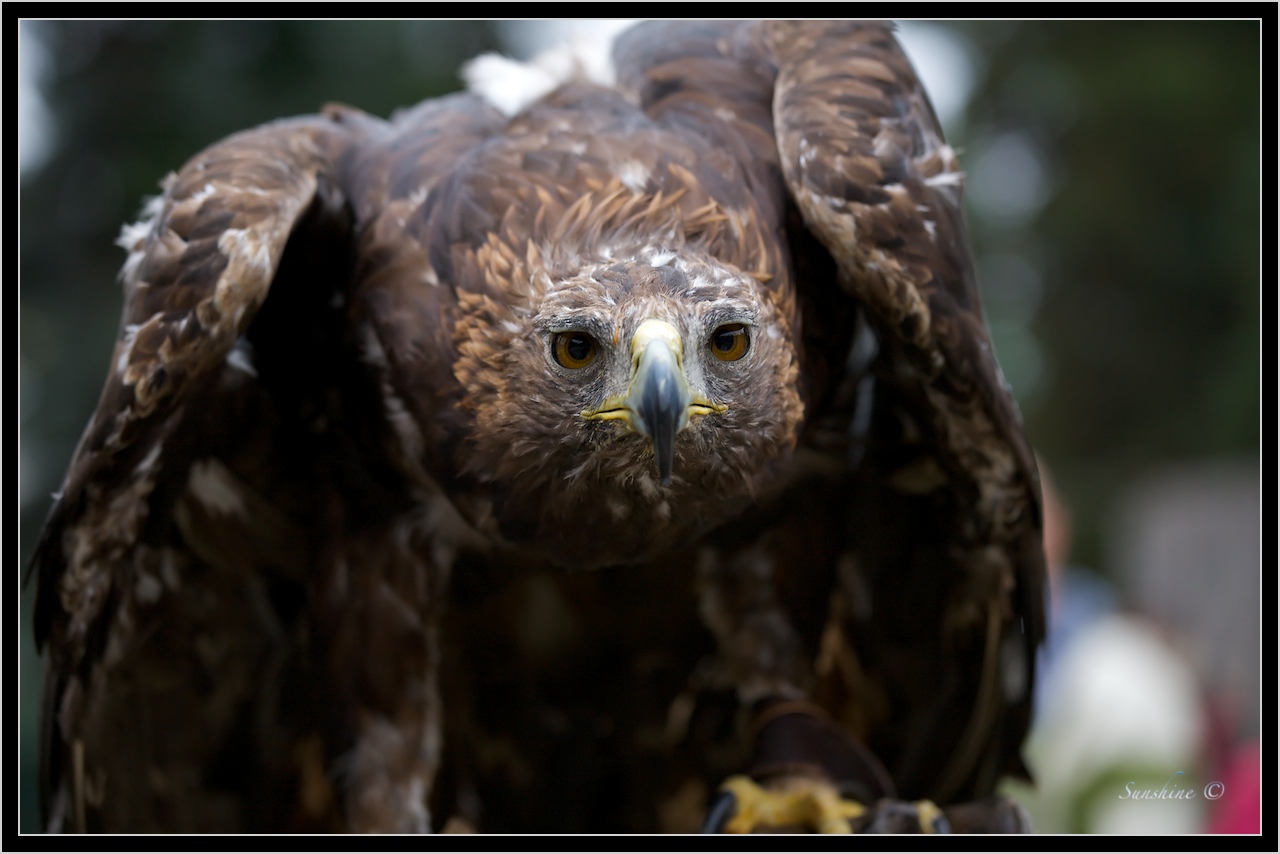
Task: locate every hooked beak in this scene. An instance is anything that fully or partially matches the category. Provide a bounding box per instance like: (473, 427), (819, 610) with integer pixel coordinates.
(582, 318), (725, 485)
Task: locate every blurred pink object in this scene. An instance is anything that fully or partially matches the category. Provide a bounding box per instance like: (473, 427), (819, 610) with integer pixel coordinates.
(1206, 741), (1260, 834)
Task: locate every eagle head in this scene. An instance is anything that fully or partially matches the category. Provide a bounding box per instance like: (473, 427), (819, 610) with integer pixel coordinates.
(454, 251), (804, 567)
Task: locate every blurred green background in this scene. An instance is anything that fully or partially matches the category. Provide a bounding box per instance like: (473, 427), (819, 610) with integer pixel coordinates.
(19, 21), (1260, 834)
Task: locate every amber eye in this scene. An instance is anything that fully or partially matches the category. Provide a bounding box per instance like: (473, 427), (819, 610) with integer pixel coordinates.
(553, 331), (599, 369)
(708, 323), (750, 361)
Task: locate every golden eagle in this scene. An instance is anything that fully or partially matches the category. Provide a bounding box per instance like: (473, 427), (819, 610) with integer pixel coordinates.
(31, 21), (1044, 833)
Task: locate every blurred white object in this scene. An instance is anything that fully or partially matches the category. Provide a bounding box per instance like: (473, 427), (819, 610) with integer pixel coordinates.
(1016, 613), (1206, 834)
(895, 21), (977, 135)
(492, 20), (637, 62)
(468, 21), (630, 117)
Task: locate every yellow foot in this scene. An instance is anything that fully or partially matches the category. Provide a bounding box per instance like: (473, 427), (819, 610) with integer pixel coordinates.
(706, 774), (867, 834)
(915, 799), (946, 833)
(704, 776), (956, 834)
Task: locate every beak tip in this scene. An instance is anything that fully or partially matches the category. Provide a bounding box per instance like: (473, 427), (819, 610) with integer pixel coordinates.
(655, 440), (675, 487)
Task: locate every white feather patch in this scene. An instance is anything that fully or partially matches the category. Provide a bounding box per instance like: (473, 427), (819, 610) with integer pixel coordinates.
(217, 228), (274, 277)
(116, 323), (142, 377)
(186, 181), (219, 206)
(187, 458), (247, 517)
(225, 339), (258, 377)
(924, 144), (964, 187)
(647, 249), (676, 268)
(116, 193), (166, 282)
(615, 159), (650, 192)
(135, 442), (163, 477)
(924, 169), (964, 188)
(462, 33), (619, 117)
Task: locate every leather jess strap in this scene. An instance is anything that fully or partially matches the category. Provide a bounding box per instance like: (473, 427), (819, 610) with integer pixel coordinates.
(747, 700), (897, 806)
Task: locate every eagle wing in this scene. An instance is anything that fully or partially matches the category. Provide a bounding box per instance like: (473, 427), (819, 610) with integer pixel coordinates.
(29, 115), (359, 832)
(33, 117), (344, 652)
(27, 104), (495, 832)
(767, 21), (1045, 802)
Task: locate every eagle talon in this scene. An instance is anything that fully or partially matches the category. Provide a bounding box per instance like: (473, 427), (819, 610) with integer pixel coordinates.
(701, 789), (737, 834)
(915, 799), (951, 834)
(858, 798), (955, 834)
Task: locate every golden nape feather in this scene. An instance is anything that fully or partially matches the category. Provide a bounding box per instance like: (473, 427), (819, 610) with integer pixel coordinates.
(30, 21), (1044, 833)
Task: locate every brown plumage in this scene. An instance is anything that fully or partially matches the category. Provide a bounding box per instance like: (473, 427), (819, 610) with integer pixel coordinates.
(30, 21), (1044, 833)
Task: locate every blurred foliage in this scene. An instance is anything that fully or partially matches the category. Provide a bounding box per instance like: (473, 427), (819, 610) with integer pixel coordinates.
(946, 21), (1260, 568)
(19, 21), (1259, 834)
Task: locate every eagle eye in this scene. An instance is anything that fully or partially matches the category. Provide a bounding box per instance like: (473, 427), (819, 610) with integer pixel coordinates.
(709, 324), (750, 362)
(553, 331), (599, 369)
